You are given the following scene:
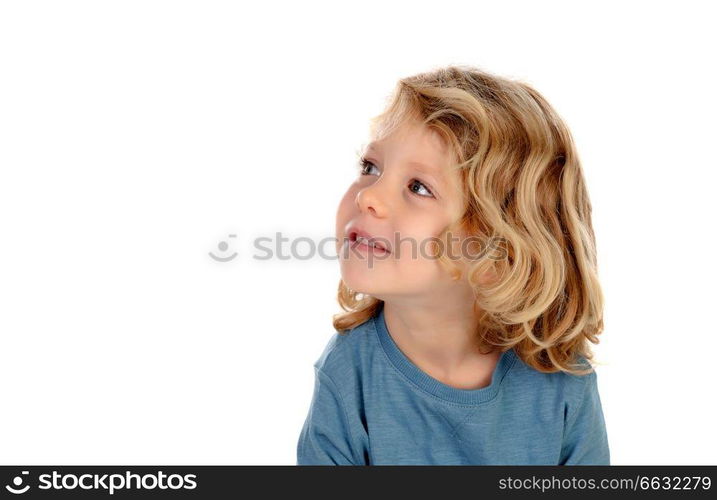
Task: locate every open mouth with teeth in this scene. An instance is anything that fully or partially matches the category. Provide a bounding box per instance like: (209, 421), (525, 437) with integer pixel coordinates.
(349, 231), (390, 253)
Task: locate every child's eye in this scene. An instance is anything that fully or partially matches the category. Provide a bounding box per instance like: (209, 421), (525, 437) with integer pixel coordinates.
(358, 157), (435, 199)
(408, 179), (434, 198)
(358, 157), (380, 176)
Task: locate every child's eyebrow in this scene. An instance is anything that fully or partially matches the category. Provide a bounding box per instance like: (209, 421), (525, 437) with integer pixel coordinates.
(407, 160), (445, 178)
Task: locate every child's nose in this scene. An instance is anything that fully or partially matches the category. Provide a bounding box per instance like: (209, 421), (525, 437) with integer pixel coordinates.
(356, 182), (389, 217)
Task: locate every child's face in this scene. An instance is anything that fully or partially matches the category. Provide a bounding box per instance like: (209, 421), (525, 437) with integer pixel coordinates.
(336, 118), (470, 301)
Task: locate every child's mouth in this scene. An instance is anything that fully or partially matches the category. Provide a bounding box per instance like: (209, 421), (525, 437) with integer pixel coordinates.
(349, 231), (391, 254)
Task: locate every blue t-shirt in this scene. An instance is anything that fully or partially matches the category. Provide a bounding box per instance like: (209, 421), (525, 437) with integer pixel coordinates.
(297, 302), (610, 465)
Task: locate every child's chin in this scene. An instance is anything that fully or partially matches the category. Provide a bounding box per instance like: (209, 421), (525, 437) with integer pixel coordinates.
(340, 272), (383, 294)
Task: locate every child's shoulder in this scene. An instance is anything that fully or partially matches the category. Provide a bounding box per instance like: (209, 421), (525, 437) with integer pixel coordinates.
(312, 316), (377, 380)
(510, 351), (600, 399)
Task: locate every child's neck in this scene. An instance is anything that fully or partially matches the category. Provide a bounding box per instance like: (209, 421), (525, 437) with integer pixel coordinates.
(381, 298), (500, 388)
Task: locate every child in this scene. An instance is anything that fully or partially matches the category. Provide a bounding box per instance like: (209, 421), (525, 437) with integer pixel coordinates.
(297, 65), (610, 465)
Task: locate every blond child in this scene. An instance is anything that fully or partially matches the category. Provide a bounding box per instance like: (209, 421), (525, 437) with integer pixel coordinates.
(297, 65), (609, 465)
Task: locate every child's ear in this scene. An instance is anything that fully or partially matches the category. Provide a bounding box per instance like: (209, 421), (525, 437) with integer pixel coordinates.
(476, 265), (499, 286)
(458, 253), (499, 286)
(450, 262), (498, 288)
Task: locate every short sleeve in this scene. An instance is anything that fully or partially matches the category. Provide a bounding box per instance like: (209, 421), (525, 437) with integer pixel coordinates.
(296, 367), (366, 465)
(559, 370), (610, 465)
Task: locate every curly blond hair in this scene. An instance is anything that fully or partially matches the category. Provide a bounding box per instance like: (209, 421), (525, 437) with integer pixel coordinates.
(333, 65), (605, 376)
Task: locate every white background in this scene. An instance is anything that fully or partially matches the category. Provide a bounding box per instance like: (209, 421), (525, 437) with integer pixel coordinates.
(1, 0), (715, 465)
